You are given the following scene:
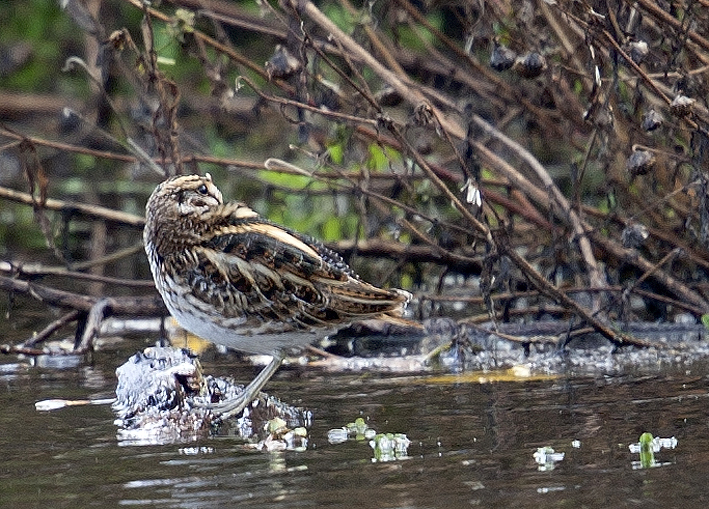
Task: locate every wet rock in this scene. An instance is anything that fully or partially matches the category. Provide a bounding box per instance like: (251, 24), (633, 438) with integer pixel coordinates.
(113, 346), (310, 446)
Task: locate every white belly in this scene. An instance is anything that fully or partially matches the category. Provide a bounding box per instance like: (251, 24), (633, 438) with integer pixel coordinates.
(157, 273), (327, 356)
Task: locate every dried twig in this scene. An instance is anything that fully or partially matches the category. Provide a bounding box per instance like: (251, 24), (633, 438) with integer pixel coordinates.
(0, 275), (165, 316)
(0, 185), (145, 226)
(23, 310), (81, 348)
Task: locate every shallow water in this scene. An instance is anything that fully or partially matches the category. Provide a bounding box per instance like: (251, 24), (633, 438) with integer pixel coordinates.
(2, 336), (709, 508)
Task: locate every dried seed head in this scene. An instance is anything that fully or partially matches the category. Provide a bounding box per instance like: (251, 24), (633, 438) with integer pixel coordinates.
(265, 45), (301, 80)
(642, 109), (663, 131)
(107, 29), (129, 51)
(514, 52), (546, 78)
(670, 95), (695, 117)
(411, 103), (434, 127)
(490, 44), (517, 71)
(626, 149), (656, 177)
(584, 102), (614, 128)
(621, 223), (649, 248)
(626, 40), (649, 64)
(375, 86), (403, 107)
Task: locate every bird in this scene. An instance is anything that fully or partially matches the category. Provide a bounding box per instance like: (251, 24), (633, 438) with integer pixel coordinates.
(143, 173), (411, 419)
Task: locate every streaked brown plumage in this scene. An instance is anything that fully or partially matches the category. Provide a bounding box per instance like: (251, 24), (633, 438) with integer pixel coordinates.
(144, 173), (410, 418)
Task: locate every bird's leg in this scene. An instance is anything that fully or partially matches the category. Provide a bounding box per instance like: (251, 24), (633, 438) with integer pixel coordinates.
(202, 353), (285, 421)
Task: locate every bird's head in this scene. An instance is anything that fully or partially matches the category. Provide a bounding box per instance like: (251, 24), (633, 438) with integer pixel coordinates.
(146, 173), (223, 222)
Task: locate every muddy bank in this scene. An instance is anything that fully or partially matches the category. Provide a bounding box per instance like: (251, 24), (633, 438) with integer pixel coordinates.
(325, 319), (709, 375)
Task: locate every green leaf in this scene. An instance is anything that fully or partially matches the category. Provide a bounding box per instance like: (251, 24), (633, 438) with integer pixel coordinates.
(321, 216), (342, 242)
(327, 143), (344, 165)
(701, 315), (709, 329)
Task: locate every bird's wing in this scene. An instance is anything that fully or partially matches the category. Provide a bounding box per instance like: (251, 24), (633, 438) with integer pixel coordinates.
(183, 204), (408, 328)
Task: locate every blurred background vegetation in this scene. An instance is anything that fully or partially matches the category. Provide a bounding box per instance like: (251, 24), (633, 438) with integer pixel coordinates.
(2, 0), (709, 342)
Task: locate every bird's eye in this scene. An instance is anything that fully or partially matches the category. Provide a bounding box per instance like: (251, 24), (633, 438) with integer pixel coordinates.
(197, 184), (208, 195)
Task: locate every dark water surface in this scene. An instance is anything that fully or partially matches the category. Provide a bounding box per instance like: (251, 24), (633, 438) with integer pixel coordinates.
(2, 337), (709, 508)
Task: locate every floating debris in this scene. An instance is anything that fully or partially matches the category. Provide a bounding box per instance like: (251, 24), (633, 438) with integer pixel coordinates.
(328, 417), (411, 462)
(253, 419), (308, 452)
(370, 433), (412, 462)
(328, 417), (376, 443)
(179, 446), (214, 455)
(326, 427), (350, 444)
(629, 432), (677, 469)
(424, 365), (559, 384)
(36, 397), (115, 411)
(533, 446), (565, 471)
(628, 433), (677, 454)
